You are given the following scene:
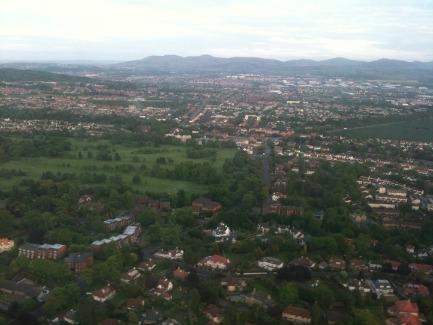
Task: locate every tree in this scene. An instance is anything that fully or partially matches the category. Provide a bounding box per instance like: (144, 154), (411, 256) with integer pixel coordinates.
(279, 282), (298, 305)
(132, 174), (141, 184)
(0, 208), (14, 236)
(159, 223), (182, 245)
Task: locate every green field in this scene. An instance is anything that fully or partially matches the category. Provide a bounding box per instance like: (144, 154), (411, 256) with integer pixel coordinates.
(331, 119), (433, 142)
(0, 138), (237, 194)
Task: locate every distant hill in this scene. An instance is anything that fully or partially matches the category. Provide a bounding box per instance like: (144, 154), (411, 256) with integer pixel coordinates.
(0, 68), (91, 82)
(115, 55), (433, 80)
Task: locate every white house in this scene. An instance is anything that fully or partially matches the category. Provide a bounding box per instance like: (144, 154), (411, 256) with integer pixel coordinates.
(198, 255), (230, 270)
(257, 257), (284, 271)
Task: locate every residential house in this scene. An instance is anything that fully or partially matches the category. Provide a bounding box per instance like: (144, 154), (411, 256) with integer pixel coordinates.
(245, 289), (275, 309)
(160, 319), (181, 325)
(212, 223), (236, 243)
(91, 223), (141, 251)
(64, 252), (94, 273)
(368, 279), (393, 298)
(140, 309), (164, 324)
(282, 306), (312, 324)
(383, 259), (401, 272)
(257, 257), (284, 271)
(290, 257), (316, 269)
(173, 268), (189, 280)
(121, 268), (141, 284)
(409, 263), (433, 274)
(205, 304), (223, 324)
(49, 309), (77, 324)
(341, 279), (371, 293)
(126, 298), (144, 311)
(103, 214), (135, 231)
(220, 276), (245, 292)
(101, 319), (121, 325)
(0, 279), (49, 301)
(197, 255), (230, 270)
(139, 259), (157, 272)
(403, 283), (430, 297)
(18, 243), (67, 260)
(92, 285), (116, 302)
(257, 222), (270, 234)
(387, 300), (422, 325)
(154, 248), (184, 260)
(192, 198), (221, 216)
(0, 238), (14, 252)
(154, 278), (173, 296)
(349, 259), (367, 272)
(328, 259), (346, 270)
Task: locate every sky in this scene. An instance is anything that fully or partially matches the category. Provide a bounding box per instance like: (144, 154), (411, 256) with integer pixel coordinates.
(1, 0), (432, 62)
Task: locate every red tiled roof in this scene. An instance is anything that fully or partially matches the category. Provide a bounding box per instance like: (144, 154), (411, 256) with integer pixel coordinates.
(394, 300), (419, 314)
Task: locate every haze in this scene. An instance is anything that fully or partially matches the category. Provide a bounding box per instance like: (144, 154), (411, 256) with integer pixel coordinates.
(1, 0), (432, 62)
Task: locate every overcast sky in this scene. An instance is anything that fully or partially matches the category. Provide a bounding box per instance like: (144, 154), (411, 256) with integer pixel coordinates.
(1, 0), (432, 62)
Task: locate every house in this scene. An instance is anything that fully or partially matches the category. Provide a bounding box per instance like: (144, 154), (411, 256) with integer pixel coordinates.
(154, 278), (173, 296)
(103, 214), (135, 231)
(64, 252), (94, 272)
(245, 289), (275, 309)
(271, 192), (288, 202)
(212, 223), (236, 243)
(368, 279), (393, 298)
(387, 300), (422, 325)
(282, 306), (312, 324)
(0, 278), (49, 302)
(328, 258), (346, 270)
(220, 276), (245, 292)
(49, 309), (77, 324)
(154, 248), (184, 260)
(92, 285), (116, 302)
(197, 255), (230, 270)
(383, 259), (401, 272)
(91, 223), (141, 251)
(0, 238), (14, 252)
(126, 298), (144, 311)
(160, 319), (181, 325)
(403, 283), (430, 297)
(173, 268), (189, 280)
(18, 243), (67, 260)
(409, 263), (433, 274)
(290, 257), (316, 269)
(257, 257), (284, 271)
(349, 259), (367, 272)
(257, 222), (270, 234)
(140, 308), (164, 324)
(139, 259), (157, 272)
(192, 198), (221, 216)
(205, 304), (223, 324)
(121, 268), (141, 284)
(341, 279), (371, 293)
(101, 319), (121, 325)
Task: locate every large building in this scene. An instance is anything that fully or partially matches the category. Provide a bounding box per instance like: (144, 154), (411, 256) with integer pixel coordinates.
(64, 252), (94, 272)
(18, 243), (67, 260)
(91, 223), (141, 251)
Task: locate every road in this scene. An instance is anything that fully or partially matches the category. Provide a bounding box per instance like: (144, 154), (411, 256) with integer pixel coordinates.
(262, 138), (271, 188)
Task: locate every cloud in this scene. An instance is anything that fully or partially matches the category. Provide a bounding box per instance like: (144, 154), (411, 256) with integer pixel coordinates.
(0, 0), (432, 61)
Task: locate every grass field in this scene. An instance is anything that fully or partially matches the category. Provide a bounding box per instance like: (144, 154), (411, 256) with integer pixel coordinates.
(0, 138), (237, 194)
(331, 119), (433, 142)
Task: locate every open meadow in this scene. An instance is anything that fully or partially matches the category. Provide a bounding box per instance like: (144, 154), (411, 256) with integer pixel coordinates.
(331, 119), (433, 142)
(0, 137), (237, 194)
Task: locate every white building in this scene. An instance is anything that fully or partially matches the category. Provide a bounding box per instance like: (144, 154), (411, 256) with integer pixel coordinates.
(257, 257), (284, 271)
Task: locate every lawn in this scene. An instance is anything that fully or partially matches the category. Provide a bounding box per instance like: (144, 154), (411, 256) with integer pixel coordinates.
(331, 119), (433, 142)
(0, 138), (237, 194)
